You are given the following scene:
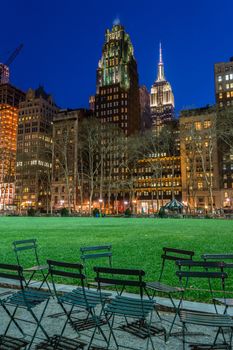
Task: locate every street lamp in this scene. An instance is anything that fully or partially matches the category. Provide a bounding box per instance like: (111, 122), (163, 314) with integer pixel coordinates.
(99, 198), (103, 216)
(132, 199), (137, 215)
(124, 200), (128, 212)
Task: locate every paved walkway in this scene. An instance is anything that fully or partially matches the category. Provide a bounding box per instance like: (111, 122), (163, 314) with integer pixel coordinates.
(0, 279), (232, 349)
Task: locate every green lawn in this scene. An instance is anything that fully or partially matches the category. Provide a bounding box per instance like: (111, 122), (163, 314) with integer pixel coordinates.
(0, 217), (233, 300)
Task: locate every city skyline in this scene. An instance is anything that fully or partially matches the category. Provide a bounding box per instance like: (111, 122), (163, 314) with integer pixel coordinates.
(1, 0), (233, 114)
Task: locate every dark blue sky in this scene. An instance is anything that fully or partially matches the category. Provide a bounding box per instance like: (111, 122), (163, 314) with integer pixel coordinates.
(1, 0), (233, 113)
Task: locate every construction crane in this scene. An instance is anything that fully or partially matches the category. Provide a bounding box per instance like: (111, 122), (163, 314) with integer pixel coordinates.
(0, 43), (23, 84)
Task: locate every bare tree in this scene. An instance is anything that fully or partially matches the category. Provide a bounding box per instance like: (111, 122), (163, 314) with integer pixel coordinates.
(77, 118), (102, 215)
(52, 121), (76, 214)
(217, 107), (233, 150)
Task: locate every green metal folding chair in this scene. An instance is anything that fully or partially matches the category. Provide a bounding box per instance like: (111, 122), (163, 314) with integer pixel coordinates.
(176, 260), (232, 349)
(202, 253), (233, 315)
(146, 247), (195, 339)
(0, 262), (51, 349)
(89, 266), (164, 350)
(36, 259), (111, 349)
(12, 239), (52, 293)
(80, 244), (112, 289)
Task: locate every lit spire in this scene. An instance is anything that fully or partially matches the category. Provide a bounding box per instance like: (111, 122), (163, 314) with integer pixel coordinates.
(157, 42), (165, 82)
(159, 42), (163, 64)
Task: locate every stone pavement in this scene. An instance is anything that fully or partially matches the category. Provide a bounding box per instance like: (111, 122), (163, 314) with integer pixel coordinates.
(0, 280), (232, 349)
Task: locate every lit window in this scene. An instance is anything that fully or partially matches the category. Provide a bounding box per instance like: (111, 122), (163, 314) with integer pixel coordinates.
(226, 74), (229, 81)
(204, 120), (211, 128)
(218, 76), (222, 82)
(194, 122), (202, 130)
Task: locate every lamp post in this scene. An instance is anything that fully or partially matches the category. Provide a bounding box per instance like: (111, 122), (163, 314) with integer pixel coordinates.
(132, 200), (137, 215)
(99, 198), (103, 216)
(124, 200), (128, 213)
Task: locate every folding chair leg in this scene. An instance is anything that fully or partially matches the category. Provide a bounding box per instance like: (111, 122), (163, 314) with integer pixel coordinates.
(38, 271), (53, 296)
(59, 303), (80, 339)
(53, 303), (76, 350)
(27, 299), (50, 348)
(167, 293), (183, 340)
(105, 313), (119, 349)
(145, 313), (156, 350)
(91, 309), (109, 345)
(182, 321), (185, 350)
(1, 304), (25, 337)
(26, 271), (36, 287)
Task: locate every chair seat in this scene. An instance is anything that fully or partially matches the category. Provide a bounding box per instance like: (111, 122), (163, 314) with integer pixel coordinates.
(146, 281), (183, 293)
(59, 287), (111, 309)
(24, 264), (48, 272)
(180, 310), (233, 327)
(104, 295), (155, 318)
(214, 297), (233, 306)
(6, 288), (51, 308)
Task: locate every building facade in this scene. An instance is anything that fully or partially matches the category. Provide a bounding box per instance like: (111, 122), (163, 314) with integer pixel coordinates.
(51, 109), (91, 212)
(15, 87), (58, 212)
(139, 85), (152, 131)
(150, 44), (175, 132)
(95, 23), (140, 136)
(214, 58), (233, 209)
(0, 84), (25, 210)
(180, 106), (222, 211)
(215, 57), (233, 108)
(135, 119), (181, 213)
(93, 23), (141, 211)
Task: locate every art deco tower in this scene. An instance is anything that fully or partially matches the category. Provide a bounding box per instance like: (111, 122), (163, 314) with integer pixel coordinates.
(150, 44), (175, 131)
(95, 23), (140, 135)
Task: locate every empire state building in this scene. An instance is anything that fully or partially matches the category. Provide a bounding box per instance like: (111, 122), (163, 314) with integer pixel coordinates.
(150, 44), (175, 131)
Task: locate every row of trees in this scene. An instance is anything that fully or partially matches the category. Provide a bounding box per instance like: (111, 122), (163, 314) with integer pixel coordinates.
(181, 108), (233, 213)
(53, 117), (179, 214)
(2, 107), (232, 214)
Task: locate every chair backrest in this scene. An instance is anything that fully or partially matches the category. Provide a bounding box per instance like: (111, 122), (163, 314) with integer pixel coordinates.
(0, 263), (25, 289)
(80, 244), (112, 278)
(47, 260), (86, 295)
(159, 247), (195, 281)
(12, 239), (40, 267)
(202, 254), (233, 268)
(94, 266), (146, 298)
(176, 260), (228, 300)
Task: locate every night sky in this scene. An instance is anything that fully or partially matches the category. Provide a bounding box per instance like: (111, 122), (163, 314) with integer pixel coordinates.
(1, 0), (233, 114)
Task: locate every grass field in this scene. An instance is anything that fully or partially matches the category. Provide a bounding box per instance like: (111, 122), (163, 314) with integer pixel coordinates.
(0, 217), (233, 300)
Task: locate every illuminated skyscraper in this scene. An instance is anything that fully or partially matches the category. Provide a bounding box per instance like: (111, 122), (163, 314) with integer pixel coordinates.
(95, 23), (140, 135)
(16, 87), (58, 212)
(0, 84), (25, 210)
(150, 44), (175, 132)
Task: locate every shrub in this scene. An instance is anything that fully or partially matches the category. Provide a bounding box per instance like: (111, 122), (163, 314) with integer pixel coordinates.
(93, 208), (100, 217)
(60, 208), (69, 217)
(124, 208), (131, 217)
(158, 206), (167, 218)
(27, 208), (36, 217)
